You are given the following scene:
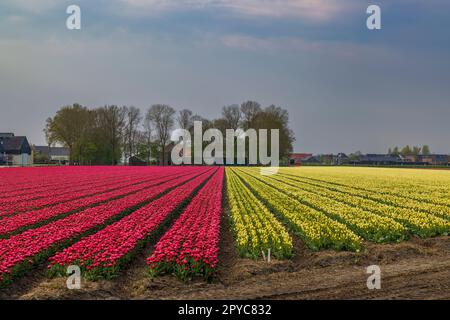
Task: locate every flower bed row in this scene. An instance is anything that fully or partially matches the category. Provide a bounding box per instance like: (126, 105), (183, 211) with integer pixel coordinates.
(233, 168), (362, 252)
(226, 168), (293, 259)
(0, 167), (119, 198)
(48, 168), (217, 280)
(0, 171), (125, 205)
(147, 167), (224, 281)
(0, 168), (189, 215)
(241, 170), (408, 243)
(0, 169), (195, 237)
(0, 173), (136, 212)
(0, 167), (210, 286)
(268, 171), (450, 237)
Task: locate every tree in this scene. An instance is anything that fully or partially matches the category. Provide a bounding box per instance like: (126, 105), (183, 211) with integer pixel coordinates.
(240, 101), (261, 130)
(253, 105), (295, 161)
(422, 145), (431, 155)
(401, 145), (412, 156)
(412, 146), (421, 156)
(349, 151), (362, 161)
(96, 105), (126, 165)
(392, 146), (400, 155)
(147, 104), (175, 165)
(388, 148), (392, 155)
(142, 111), (154, 164)
(177, 109), (193, 130)
(44, 104), (92, 164)
(123, 106), (142, 164)
(221, 104), (241, 130)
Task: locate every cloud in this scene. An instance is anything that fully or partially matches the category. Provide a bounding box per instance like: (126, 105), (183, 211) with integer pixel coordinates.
(119, 0), (350, 22)
(2, 0), (59, 13)
(220, 34), (399, 62)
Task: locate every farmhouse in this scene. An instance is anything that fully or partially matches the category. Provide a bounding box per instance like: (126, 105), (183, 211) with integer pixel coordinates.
(289, 153), (313, 165)
(357, 154), (403, 165)
(0, 133), (33, 166)
(33, 146), (70, 164)
(416, 154), (449, 165)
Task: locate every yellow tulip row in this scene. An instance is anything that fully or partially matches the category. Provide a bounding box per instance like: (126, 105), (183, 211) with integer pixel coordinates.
(279, 167), (450, 207)
(226, 169), (293, 259)
(239, 169), (408, 243)
(278, 169), (450, 220)
(249, 168), (450, 238)
(231, 168), (362, 251)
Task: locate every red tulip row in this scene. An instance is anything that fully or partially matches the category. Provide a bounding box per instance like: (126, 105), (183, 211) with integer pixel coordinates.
(0, 167), (113, 196)
(0, 167), (210, 286)
(0, 173), (152, 216)
(0, 166), (176, 199)
(0, 169), (195, 236)
(0, 168), (190, 217)
(47, 168), (217, 279)
(147, 167), (224, 280)
(0, 171), (132, 206)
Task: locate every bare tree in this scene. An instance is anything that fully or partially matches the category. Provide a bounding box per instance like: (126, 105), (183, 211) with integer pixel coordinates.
(147, 104), (175, 165)
(177, 109), (193, 130)
(96, 105), (126, 165)
(143, 111), (154, 164)
(123, 106), (142, 163)
(240, 101), (261, 129)
(222, 104), (241, 130)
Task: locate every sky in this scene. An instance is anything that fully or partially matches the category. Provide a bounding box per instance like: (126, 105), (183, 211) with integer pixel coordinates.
(0, 0), (449, 154)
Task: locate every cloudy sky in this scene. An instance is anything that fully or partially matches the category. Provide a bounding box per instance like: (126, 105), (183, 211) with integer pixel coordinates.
(1, 0), (449, 154)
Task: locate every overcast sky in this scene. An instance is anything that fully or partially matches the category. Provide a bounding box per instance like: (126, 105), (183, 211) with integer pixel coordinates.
(1, 0), (449, 154)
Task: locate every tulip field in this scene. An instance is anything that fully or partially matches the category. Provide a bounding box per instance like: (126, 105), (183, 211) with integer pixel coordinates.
(1, 165), (450, 287)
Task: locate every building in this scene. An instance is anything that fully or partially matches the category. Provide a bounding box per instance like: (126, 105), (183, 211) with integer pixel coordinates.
(335, 153), (350, 165)
(289, 153), (313, 166)
(0, 133), (33, 166)
(354, 154), (403, 165)
(33, 146), (70, 164)
(417, 154), (449, 165)
(300, 155), (321, 165)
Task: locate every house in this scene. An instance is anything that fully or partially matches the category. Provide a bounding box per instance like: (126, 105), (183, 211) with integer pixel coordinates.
(0, 133), (33, 166)
(417, 154), (449, 165)
(336, 153), (349, 165)
(289, 153), (313, 166)
(355, 154), (403, 165)
(33, 146), (70, 164)
(300, 155), (321, 165)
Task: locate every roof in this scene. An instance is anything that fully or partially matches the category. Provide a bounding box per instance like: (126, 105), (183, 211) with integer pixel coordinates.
(301, 155), (321, 163)
(290, 153), (313, 161)
(0, 133), (14, 138)
(360, 154), (402, 162)
(34, 146), (70, 157)
(418, 154), (449, 161)
(0, 136), (26, 152)
(0, 136), (31, 154)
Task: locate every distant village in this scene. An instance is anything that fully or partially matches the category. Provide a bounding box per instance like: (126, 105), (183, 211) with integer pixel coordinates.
(1, 132), (449, 167)
(289, 152), (450, 166)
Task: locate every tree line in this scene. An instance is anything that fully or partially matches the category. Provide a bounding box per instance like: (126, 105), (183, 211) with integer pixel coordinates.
(44, 101), (295, 165)
(387, 145), (431, 156)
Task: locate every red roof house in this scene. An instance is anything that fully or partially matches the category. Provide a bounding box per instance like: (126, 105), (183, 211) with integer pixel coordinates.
(289, 153), (313, 166)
